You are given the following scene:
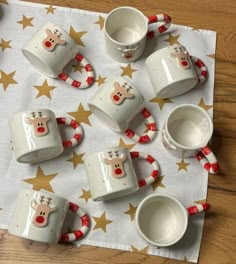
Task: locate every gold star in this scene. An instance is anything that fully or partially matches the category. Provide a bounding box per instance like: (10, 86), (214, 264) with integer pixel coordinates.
(17, 15), (34, 30)
(94, 15), (105, 30)
(72, 64), (83, 73)
(176, 159), (190, 171)
(96, 75), (106, 87)
(0, 70), (17, 91)
(46, 5), (56, 14)
(34, 79), (56, 99)
(207, 54), (215, 59)
(149, 97), (173, 110)
(131, 245), (149, 254)
(92, 212), (113, 233)
(152, 175), (166, 191)
(120, 63), (138, 79)
(68, 103), (92, 126)
(198, 98), (212, 111)
(23, 166), (57, 192)
(79, 189), (92, 203)
(69, 26), (87, 47)
(164, 34), (180, 45)
(118, 138), (136, 151)
(67, 151), (85, 169)
(0, 0), (8, 5)
(124, 203), (137, 221)
(0, 39), (12, 52)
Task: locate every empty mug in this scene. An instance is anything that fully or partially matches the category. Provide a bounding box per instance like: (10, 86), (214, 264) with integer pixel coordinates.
(22, 22), (94, 89)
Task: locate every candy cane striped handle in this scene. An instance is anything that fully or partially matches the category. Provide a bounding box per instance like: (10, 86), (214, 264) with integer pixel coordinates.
(146, 14), (172, 39)
(130, 151), (159, 187)
(56, 117), (83, 148)
(187, 203), (211, 216)
(195, 145), (219, 174)
(60, 202), (90, 242)
(124, 108), (157, 143)
(190, 56), (208, 84)
(58, 53), (94, 89)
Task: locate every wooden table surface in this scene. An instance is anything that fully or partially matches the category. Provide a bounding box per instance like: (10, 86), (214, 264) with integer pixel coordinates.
(0, 0), (235, 263)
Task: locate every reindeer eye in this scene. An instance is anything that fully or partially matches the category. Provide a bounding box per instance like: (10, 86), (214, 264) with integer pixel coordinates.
(40, 211), (43, 215)
(43, 212), (45, 215)
(41, 123), (43, 126)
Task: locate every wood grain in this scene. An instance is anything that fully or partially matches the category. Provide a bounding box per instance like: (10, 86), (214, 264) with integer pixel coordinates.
(1, 0), (236, 263)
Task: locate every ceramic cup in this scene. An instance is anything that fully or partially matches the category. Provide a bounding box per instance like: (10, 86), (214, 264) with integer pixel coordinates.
(162, 104), (219, 173)
(84, 146), (160, 201)
(88, 76), (157, 143)
(10, 109), (83, 163)
(8, 189), (90, 244)
(145, 44), (208, 98)
(135, 193), (210, 247)
(104, 6), (171, 62)
(22, 22), (94, 89)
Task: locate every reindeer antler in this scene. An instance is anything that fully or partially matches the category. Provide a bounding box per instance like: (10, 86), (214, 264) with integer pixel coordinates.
(38, 111), (43, 117)
(108, 151), (113, 158)
(114, 151), (119, 157)
(39, 195), (45, 203)
(46, 197), (52, 205)
(31, 112), (36, 118)
(122, 82), (133, 92)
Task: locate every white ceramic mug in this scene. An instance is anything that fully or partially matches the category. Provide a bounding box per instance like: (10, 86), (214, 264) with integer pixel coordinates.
(22, 22), (94, 89)
(88, 76), (157, 143)
(135, 193), (210, 247)
(8, 189), (90, 244)
(84, 147), (159, 201)
(162, 104), (219, 173)
(104, 6), (171, 62)
(10, 109), (83, 163)
(145, 44), (208, 98)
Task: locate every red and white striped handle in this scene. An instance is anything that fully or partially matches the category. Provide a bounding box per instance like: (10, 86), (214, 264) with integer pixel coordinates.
(56, 117), (83, 148)
(190, 56), (208, 84)
(58, 53), (94, 89)
(60, 202), (90, 242)
(195, 145), (219, 174)
(130, 151), (159, 187)
(187, 202), (211, 216)
(124, 107), (157, 143)
(147, 14), (172, 39)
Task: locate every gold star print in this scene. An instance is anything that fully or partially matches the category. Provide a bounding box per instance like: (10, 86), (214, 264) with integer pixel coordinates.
(207, 54), (215, 59)
(0, 0), (8, 5)
(69, 26), (87, 47)
(120, 63), (138, 79)
(34, 79), (56, 99)
(0, 39), (12, 52)
(131, 245), (149, 254)
(198, 98), (212, 111)
(176, 159), (190, 171)
(96, 75), (106, 87)
(17, 15), (34, 30)
(68, 103), (92, 126)
(0, 70), (17, 91)
(118, 138), (136, 151)
(152, 175), (166, 191)
(67, 151), (85, 169)
(164, 34), (180, 45)
(79, 189), (92, 203)
(72, 64), (83, 73)
(92, 212), (113, 233)
(94, 15), (105, 30)
(23, 166), (57, 192)
(46, 5), (56, 14)
(149, 97), (173, 110)
(124, 203), (137, 221)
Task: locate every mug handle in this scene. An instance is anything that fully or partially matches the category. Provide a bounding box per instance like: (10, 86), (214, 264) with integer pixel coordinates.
(195, 145), (219, 174)
(190, 56), (208, 84)
(187, 202), (211, 216)
(130, 151), (159, 187)
(60, 202), (90, 242)
(56, 117), (83, 148)
(146, 14), (172, 39)
(58, 52), (94, 89)
(124, 107), (157, 143)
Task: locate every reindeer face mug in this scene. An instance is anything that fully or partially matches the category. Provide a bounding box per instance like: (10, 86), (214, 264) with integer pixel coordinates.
(8, 189), (90, 244)
(83, 146), (159, 201)
(9, 109), (83, 163)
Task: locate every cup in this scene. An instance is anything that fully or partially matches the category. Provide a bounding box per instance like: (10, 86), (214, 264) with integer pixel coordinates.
(145, 44), (208, 98)
(162, 104), (219, 173)
(135, 193), (210, 247)
(104, 6), (171, 62)
(10, 109), (83, 163)
(84, 146), (160, 201)
(22, 22), (94, 89)
(8, 189), (90, 244)
(88, 76), (157, 143)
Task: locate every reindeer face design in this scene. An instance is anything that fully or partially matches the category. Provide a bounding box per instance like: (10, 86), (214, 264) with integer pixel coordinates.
(31, 195), (58, 227)
(42, 28), (66, 52)
(118, 46), (139, 59)
(102, 151), (127, 178)
(25, 111), (51, 137)
(170, 46), (191, 69)
(111, 82), (134, 105)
